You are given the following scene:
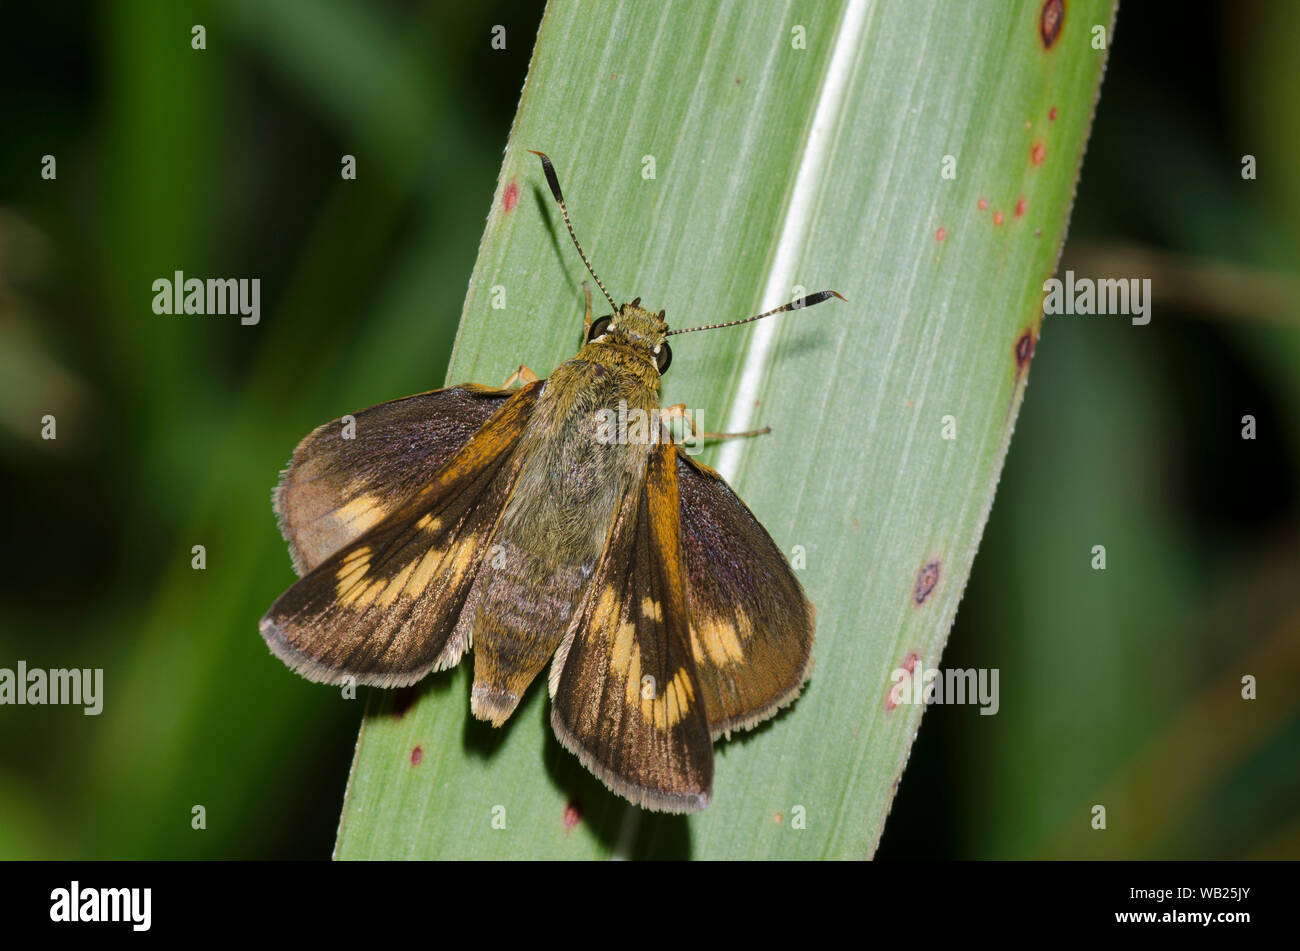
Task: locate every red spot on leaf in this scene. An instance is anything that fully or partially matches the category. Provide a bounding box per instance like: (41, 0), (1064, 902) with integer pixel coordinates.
(1014, 196), (1027, 217)
(886, 652), (922, 712)
(977, 198), (988, 211)
(1015, 328), (1036, 370)
(1031, 140), (1046, 166)
(935, 226), (947, 242)
(410, 745), (423, 766)
(503, 181), (519, 213)
(774, 812), (784, 824)
(914, 563), (940, 605)
(1049, 106), (1058, 121)
(993, 210), (1005, 226)
(563, 800), (582, 832)
(1040, 0), (1064, 50)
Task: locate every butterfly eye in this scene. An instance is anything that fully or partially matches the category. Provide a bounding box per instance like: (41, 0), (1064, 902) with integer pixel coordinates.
(586, 316), (613, 342)
(654, 342), (672, 374)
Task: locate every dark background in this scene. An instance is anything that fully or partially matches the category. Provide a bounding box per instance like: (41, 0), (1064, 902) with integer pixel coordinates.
(1, 1), (1296, 858)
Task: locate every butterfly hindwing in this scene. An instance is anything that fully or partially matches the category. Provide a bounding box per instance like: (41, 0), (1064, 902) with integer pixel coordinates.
(548, 445), (714, 813)
(259, 381), (541, 687)
(274, 383), (517, 575)
(675, 451), (815, 739)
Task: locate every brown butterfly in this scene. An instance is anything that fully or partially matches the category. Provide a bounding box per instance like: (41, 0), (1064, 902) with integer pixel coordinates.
(260, 151), (843, 812)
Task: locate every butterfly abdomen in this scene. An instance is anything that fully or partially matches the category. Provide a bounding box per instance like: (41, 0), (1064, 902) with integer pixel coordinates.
(468, 357), (656, 725)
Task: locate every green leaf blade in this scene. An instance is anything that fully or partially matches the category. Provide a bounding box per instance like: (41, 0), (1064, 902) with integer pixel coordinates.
(336, 0), (1115, 859)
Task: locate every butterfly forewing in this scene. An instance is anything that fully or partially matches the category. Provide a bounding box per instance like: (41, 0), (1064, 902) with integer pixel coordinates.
(549, 445), (714, 813)
(274, 384), (517, 574)
(259, 381), (542, 687)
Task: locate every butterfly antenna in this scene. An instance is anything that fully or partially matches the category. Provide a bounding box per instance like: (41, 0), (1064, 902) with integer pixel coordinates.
(666, 290), (847, 336)
(528, 151), (618, 312)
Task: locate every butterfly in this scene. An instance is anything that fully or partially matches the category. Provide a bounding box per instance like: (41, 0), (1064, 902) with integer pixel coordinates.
(260, 151), (844, 812)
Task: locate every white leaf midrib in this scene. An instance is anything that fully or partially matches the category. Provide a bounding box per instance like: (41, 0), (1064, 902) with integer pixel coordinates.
(714, 0), (876, 483)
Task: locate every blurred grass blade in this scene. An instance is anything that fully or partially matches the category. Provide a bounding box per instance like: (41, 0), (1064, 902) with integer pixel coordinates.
(336, 0), (1116, 858)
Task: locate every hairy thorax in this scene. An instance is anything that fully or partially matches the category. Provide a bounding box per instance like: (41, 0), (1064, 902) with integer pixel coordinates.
(502, 348), (660, 570)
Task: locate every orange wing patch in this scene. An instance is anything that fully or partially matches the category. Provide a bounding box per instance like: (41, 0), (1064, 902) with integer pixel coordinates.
(548, 446), (713, 813)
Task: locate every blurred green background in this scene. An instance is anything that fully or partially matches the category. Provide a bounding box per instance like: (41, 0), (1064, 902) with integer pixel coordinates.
(1, 0), (1297, 859)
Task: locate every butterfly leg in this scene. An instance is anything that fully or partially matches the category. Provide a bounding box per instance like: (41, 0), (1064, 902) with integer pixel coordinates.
(660, 403), (770, 443)
(502, 365), (540, 388)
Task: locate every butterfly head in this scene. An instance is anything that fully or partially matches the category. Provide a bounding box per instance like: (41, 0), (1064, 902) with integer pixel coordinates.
(528, 149), (845, 380)
(586, 298), (672, 374)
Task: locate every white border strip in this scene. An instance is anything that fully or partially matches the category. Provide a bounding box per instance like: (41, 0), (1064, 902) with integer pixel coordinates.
(714, 0), (872, 481)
